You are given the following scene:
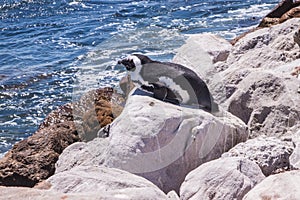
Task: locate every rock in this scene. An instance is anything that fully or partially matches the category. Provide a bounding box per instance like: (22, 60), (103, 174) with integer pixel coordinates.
(223, 136), (294, 176)
(180, 157), (265, 200)
(173, 33), (232, 77)
(39, 103), (74, 129)
(259, 0), (300, 27)
(167, 190), (180, 200)
(101, 93), (248, 193)
(290, 130), (300, 169)
(55, 138), (109, 174)
(0, 103), (80, 187)
(73, 87), (124, 141)
(0, 182), (167, 200)
(243, 170), (300, 200)
(40, 87), (123, 141)
(279, 6), (300, 23)
(47, 165), (168, 199)
(205, 20), (300, 138)
(0, 186), (65, 200)
(258, 17), (281, 28)
(225, 70), (300, 138)
(230, 27), (261, 45)
(274, 59), (300, 77)
(227, 18), (300, 70)
(175, 19), (300, 108)
(265, 0), (296, 18)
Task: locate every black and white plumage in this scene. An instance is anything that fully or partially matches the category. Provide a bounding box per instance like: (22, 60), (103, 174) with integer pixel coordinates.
(118, 54), (218, 113)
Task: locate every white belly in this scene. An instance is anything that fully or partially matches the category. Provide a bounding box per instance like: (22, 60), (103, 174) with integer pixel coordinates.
(158, 76), (190, 103)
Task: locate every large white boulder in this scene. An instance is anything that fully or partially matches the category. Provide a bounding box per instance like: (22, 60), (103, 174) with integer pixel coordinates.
(243, 170), (300, 200)
(0, 186), (166, 200)
(180, 157), (265, 200)
(102, 94), (248, 193)
(0, 187), (73, 200)
(47, 165), (168, 200)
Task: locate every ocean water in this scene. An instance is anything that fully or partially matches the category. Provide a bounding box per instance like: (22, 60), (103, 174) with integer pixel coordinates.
(0, 0), (280, 157)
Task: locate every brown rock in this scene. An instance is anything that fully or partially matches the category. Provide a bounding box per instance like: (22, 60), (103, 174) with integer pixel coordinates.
(258, 17), (281, 28)
(74, 87), (124, 140)
(259, 0), (300, 27)
(265, 0), (295, 18)
(0, 117), (79, 187)
(279, 6), (300, 23)
(39, 103), (74, 129)
(0, 87), (124, 187)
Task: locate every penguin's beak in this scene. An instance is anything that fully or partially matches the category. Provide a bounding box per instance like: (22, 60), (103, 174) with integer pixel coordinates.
(117, 60), (123, 65)
(118, 58), (135, 71)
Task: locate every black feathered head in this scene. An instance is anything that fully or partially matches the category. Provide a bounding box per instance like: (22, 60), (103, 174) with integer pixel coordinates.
(118, 54), (152, 71)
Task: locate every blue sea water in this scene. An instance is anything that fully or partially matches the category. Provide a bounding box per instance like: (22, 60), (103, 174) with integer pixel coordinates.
(0, 0), (280, 157)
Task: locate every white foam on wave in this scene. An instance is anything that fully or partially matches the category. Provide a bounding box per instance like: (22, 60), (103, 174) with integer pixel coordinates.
(0, 137), (12, 158)
(215, 24), (258, 40)
(209, 2), (277, 39)
(228, 3), (274, 18)
(69, 0), (91, 9)
(0, 120), (18, 126)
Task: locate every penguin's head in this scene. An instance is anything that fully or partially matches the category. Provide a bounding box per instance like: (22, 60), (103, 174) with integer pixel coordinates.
(118, 54), (152, 72)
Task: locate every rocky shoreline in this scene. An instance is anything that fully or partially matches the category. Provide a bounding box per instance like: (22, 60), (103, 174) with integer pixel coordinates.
(1, 1), (300, 199)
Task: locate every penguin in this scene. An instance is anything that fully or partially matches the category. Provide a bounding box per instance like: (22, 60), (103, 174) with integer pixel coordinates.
(118, 54), (218, 113)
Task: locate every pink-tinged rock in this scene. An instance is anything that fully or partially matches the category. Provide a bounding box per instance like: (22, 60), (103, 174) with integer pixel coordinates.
(102, 94), (248, 193)
(180, 157), (265, 200)
(243, 170), (300, 200)
(223, 136), (294, 176)
(47, 165), (168, 199)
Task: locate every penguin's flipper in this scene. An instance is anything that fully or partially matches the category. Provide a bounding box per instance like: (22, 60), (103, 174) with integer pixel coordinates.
(141, 84), (154, 93)
(150, 82), (180, 105)
(165, 87), (180, 105)
(151, 83), (168, 101)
